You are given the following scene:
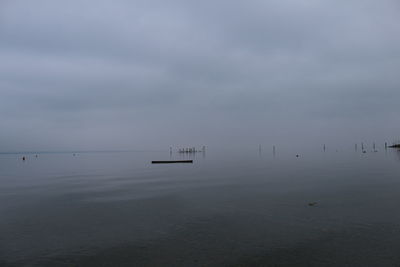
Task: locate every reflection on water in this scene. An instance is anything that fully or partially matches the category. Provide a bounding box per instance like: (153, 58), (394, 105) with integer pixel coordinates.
(394, 149), (400, 161)
(1, 149), (400, 266)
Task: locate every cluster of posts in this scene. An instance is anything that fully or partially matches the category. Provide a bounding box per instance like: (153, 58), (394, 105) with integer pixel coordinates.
(176, 146), (205, 154)
(354, 142), (379, 153)
(258, 141), (398, 156)
(321, 141), (399, 153)
(21, 155), (38, 161)
(178, 147), (197, 153)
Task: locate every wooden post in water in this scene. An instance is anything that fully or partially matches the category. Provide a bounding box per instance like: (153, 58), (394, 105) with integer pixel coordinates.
(361, 142), (364, 151)
(323, 144), (326, 151)
(385, 142), (388, 149)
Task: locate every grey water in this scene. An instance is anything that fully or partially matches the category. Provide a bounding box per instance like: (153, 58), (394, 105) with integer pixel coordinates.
(1, 148), (400, 266)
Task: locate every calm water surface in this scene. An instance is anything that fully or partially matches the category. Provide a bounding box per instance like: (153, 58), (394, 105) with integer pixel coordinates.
(1, 148), (400, 266)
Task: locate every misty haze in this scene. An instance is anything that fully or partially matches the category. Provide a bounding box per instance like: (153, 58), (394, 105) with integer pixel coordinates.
(1, 0), (400, 266)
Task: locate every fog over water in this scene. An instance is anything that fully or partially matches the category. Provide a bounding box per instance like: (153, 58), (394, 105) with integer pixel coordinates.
(1, 0), (400, 152)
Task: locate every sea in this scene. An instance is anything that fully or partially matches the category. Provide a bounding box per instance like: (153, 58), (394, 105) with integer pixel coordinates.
(1, 147), (400, 266)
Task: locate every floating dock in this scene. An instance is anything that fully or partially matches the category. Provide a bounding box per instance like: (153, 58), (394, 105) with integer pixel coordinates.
(152, 160), (193, 164)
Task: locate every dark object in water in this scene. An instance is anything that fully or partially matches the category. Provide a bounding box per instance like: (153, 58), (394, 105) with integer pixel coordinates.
(389, 144), (400, 148)
(362, 151), (367, 153)
(22, 156), (26, 161)
(152, 160), (193, 164)
(308, 202), (317, 206)
(296, 154), (299, 157)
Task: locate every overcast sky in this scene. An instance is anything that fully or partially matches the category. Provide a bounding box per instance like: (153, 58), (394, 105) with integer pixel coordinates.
(1, 0), (400, 151)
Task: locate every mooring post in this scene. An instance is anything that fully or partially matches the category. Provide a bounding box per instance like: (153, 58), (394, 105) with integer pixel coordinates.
(385, 142), (387, 149)
(323, 144), (326, 151)
(362, 142), (364, 151)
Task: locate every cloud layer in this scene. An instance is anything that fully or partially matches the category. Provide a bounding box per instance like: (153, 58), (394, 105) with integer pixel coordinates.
(1, 0), (400, 151)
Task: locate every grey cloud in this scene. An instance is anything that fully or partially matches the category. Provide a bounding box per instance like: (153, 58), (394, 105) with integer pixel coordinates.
(1, 0), (400, 151)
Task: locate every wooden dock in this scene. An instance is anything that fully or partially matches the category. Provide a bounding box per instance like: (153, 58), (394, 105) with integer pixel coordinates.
(152, 160), (193, 164)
